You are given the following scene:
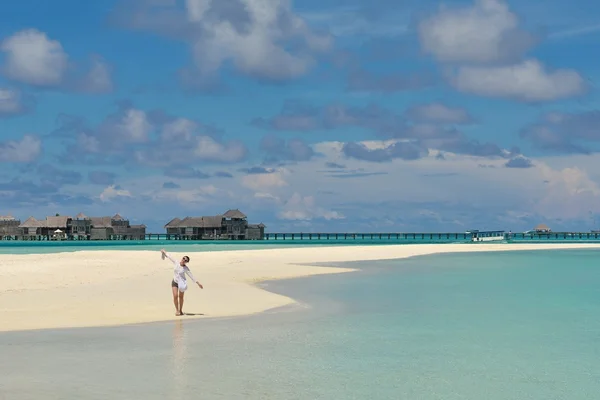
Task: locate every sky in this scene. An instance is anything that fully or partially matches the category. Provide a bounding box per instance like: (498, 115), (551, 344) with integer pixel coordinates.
(1, 0), (600, 233)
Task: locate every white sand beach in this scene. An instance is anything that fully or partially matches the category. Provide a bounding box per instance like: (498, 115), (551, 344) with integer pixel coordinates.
(1, 243), (600, 332)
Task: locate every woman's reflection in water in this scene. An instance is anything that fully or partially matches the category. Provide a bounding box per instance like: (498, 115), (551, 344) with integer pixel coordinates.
(170, 319), (187, 398)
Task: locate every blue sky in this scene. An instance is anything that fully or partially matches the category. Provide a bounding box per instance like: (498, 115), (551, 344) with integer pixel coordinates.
(1, 0), (600, 233)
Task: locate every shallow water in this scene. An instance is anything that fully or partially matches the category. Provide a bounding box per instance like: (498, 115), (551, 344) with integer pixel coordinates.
(1, 249), (599, 399)
(0, 239), (460, 254)
(3, 236), (600, 254)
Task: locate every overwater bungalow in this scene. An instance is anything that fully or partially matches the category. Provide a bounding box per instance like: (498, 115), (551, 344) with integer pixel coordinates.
(165, 209), (265, 240)
(0, 215), (21, 240)
(17, 213), (146, 240)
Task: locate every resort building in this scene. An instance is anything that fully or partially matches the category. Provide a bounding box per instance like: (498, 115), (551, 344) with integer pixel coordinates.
(17, 213), (146, 240)
(0, 215), (21, 240)
(165, 209), (266, 240)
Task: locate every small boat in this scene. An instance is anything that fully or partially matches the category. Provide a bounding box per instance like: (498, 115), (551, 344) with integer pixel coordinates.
(467, 230), (506, 242)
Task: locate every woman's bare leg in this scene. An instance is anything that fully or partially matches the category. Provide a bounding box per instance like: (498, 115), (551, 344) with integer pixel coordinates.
(178, 291), (185, 315)
(172, 286), (181, 315)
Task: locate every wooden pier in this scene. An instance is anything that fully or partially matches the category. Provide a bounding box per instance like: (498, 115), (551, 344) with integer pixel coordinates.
(4, 231), (600, 242)
(510, 232), (600, 240)
(142, 234), (256, 240)
(262, 231), (600, 241)
(264, 232), (470, 240)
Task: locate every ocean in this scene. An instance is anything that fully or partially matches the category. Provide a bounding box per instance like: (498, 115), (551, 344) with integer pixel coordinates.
(3, 235), (600, 254)
(0, 238), (467, 254)
(1, 249), (599, 399)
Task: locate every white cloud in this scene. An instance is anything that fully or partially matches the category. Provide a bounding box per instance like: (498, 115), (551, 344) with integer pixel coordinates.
(417, 0), (586, 103)
(146, 184), (221, 204)
(1, 29), (68, 86)
(99, 185), (132, 202)
(449, 59), (587, 102)
(161, 118), (197, 142)
(77, 133), (102, 153)
(291, 139), (600, 223)
(136, 0), (333, 82)
(195, 136), (247, 163)
(254, 192), (281, 202)
(534, 164), (600, 219)
(0, 135), (41, 162)
(549, 23), (600, 39)
(278, 193), (345, 221)
(41, 134), (600, 229)
(157, 117), (247, 162)
(418, 0), (535, 64)
(87, 108), (151, 151)
(0, 88), (26, 116)
(117, 109), (152, 143)
(407, 102), (472, 124)
(301, 6), (408, 38)
(77, 57), (113, 93)
(242, 171), (288, 191)
(0, 29), (113, 92)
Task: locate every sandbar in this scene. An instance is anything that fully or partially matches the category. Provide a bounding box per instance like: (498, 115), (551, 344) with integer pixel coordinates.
(1, 243), (599, 332)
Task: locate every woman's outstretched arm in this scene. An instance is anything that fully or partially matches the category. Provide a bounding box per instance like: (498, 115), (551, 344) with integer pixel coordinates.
(185, 268), (203, 289)
(160, 248), (176, 263)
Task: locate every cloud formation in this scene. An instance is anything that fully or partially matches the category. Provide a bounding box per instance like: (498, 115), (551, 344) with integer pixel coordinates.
(53, 104), (248, 167)
(88, 171), (117, 185)
(0, 29), (113, 93)
(449, 59), (587, 102)
(406, 102), (474, 124)
(254, 101), (516, 161)
(0, 135), (41, 163)
(260, 135), (316, 164)
(418, 0), (587, 102)
(418, 0), (537, 64)
(113, 0), (332, 86)
(346, 69), (435, 93)
(0, 88), (33, 117)
(521, 110), (600, 153)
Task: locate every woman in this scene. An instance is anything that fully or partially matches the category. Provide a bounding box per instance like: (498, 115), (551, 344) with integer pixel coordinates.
(161, 248), (203, 316)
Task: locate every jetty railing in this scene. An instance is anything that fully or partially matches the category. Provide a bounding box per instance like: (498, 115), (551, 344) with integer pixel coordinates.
(263, 232), (600, 241)
(4, 231), (600, 242)
(264, 232), (469, 240)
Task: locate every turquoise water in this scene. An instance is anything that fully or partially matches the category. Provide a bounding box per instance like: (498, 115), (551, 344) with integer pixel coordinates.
(3, 236), (600, 254)
(0, 238), (468, 254)
(0, 240), (307, 254)
(1, 249), (600, 399)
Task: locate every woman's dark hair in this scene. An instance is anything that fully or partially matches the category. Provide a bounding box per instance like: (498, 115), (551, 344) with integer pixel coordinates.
(184, 256), (190, 262)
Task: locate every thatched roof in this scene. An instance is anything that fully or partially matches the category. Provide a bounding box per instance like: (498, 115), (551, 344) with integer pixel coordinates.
(203, 215), (224, 228)
(176, 215), (224, 228)
(534, 223), (550, 231)
(223, 209), (247, 219)
(178, 217), (196, 226)
(75, 212), (90, 220)
(164, 217), (182, 228)
(0, 215), (16, 221)
(19, 217), (45, 228)
(46, 216), (70, 228)
(248, 223), (266, 228)
(112, 213), (125, 221)
(90, 217), (113, 228)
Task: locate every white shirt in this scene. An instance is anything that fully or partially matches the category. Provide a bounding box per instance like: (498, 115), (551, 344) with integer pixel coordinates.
(165, 253), (197, 286)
